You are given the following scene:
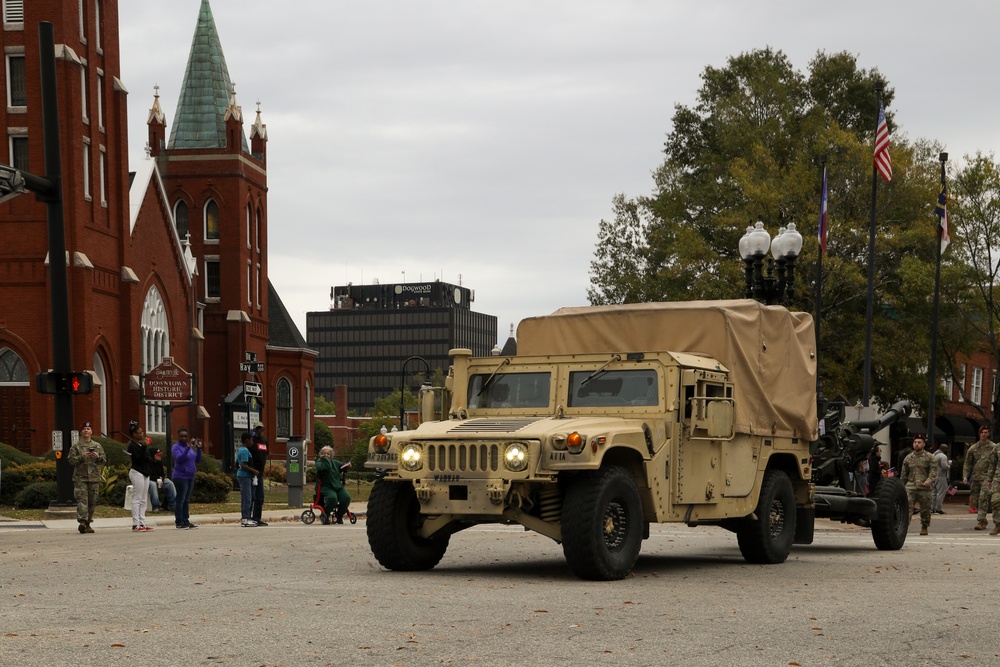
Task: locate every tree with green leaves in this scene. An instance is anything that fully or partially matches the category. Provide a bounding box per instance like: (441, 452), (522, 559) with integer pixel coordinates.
(314, 394), (337, 416)
(589, 48), (966, 411)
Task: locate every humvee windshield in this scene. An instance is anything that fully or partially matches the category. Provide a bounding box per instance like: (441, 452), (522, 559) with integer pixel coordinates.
(468, 372), (551, 409)
(568, 369), (659, 407)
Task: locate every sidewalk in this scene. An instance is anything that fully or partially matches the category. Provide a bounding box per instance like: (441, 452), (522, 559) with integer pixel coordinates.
(0, 503), (368, 531)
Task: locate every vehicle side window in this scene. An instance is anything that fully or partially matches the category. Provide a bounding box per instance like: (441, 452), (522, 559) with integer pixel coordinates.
(569, 369), (659, 407)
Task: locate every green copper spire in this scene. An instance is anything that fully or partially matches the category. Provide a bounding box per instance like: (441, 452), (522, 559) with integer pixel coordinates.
(168, 0), (248, 151)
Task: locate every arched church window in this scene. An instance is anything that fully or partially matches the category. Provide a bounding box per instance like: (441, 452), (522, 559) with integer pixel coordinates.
(276, 377), (292, 438)
(205, 199), (220, 241)
(141, 285), (169, 434)
(174, 200), (189, 240)
(0, 348), (29, 384)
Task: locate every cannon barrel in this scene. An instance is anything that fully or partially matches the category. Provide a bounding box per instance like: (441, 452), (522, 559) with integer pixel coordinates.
(843, 400), (912, 435)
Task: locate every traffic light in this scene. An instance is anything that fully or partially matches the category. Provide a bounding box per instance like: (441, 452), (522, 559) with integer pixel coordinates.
(66, 372), (93, 394)
(34, 371), (94, 394)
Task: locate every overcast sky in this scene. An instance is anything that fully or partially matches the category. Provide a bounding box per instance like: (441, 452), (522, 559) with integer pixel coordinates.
(117, 1), (1000, 344)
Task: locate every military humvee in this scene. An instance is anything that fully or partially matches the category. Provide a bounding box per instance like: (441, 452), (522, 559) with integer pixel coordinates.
(366, 300), (824, 580)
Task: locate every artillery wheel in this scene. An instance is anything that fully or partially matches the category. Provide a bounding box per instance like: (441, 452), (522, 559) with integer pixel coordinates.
(737, 469), (796, 564)
(870, 476), (908, 550)
(300, 509), (316, 525)
(366, 480), (449, 571)
(561, 465), (644, 580)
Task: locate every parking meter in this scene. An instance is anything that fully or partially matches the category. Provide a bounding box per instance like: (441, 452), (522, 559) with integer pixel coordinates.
(286, 435), (306, 507)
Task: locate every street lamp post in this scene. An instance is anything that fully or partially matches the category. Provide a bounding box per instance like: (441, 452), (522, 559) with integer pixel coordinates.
(738, 220), (803, 306)
(400, 356), (431, 430)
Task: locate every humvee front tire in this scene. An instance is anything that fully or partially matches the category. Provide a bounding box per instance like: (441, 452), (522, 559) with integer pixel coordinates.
(561, 466), (643, 581)
(870, 476), (908, 550)
(737, 469), (795, 564)
(366, 479), (449, 571)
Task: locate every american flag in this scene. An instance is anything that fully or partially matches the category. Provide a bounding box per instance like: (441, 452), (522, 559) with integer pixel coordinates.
(935, 169), (950, 254)
(874, 104), (892, 182)
(818, 165), (828, 254)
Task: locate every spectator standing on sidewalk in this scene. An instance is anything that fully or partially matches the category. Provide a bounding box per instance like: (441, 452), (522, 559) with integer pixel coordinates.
(67, 422), (106, 534)
(966, 426), (994, 521)
(171, 428), (202, 529)
(250, 424), (269, 527)
(126, 420), (153, 532)
(931, 444), (950, 514)
(236, 432), (259, 527)
(900, 434), (938, 536)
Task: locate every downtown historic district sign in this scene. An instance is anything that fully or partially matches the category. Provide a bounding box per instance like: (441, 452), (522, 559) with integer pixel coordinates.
(142, 357), (194, 403)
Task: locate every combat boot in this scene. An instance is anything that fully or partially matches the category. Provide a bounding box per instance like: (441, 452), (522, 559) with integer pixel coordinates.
(920, 526), (929, 536)
(991, 525), (1000, 536)
(975, 520), (987, 530)
(77, 519), (87, 534)
(84, 520), (95, 534)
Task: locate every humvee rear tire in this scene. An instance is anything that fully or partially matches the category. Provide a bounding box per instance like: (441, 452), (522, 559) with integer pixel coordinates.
(366, 479), (449, 571)
(737, 469), (795, 564)
(561, 466), (643, 581)
(870, 477), (908, 550)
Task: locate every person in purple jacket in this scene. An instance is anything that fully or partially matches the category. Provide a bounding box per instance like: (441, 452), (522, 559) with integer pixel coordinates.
(171, 428), (203, 529)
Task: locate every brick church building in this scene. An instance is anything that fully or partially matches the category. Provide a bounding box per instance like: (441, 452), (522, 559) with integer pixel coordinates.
(0, 0), (315, 457)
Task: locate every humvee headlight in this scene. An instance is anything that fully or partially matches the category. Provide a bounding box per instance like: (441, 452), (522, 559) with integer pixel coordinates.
(400, 444), (423, 471)
(566, 432), (585, 454)
(504, 443), (528, 472)
(373, 433), (389, 454)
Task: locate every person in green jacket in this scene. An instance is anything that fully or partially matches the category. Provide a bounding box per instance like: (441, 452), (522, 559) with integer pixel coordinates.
(315, 446), (351, 524)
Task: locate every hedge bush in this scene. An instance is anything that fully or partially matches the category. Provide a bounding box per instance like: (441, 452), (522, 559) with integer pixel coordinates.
(14, 460), (57, 483)
(191, 471), (231, 503)
(0, 468), (29, 505)
(265, 461), (286, 484)
(14, 481), (57, 509)
(0, 442), (38, 467)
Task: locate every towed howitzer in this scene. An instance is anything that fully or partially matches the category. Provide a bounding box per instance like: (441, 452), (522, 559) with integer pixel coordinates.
(811, 399), (912, 489)
(808, 400), (913, 551)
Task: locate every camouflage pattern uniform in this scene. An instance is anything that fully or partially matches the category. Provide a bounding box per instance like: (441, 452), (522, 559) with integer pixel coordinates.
(901, 449), (938, 531)
(67, 439), (107, 525)
(964, 440), (993, 510)
(985, 444), (1000, 535)
(975, 441), (998, 528)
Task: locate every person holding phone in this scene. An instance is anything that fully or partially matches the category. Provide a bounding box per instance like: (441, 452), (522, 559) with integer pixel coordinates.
(171, 427), (202, 529)
(67, 421), (106, 534)
(126, 420), (153, 531)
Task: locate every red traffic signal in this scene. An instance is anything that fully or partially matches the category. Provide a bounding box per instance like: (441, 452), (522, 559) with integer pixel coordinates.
(67, 372), (93, 394)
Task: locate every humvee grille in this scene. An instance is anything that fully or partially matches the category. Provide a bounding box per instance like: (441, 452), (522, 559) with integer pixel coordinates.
(448, 418), (541, 433)
(427, 443), (500, 473)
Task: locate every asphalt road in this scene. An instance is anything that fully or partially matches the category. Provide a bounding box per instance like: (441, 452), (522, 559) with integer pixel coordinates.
(0, 511), (996, 666)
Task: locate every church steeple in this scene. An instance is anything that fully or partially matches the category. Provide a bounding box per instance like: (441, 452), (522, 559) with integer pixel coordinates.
(146, 84), (166, 158)
(167, 0), (248, 152)
(250, 101), (268, 164)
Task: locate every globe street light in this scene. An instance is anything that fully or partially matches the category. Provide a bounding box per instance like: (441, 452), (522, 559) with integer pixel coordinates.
(739, 220), (802, 305)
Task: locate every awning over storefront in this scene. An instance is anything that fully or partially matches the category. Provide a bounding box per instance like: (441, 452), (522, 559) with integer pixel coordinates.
(901, 417), (945, 441)
(936, 414), (981, 443)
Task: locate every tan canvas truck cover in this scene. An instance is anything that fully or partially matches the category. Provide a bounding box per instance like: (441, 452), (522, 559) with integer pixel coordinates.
(516, 300), (818, 440)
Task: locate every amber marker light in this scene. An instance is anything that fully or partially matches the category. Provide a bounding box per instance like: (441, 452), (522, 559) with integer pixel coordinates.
(374, 433), (388, 453)
(567, 432), (585, 454)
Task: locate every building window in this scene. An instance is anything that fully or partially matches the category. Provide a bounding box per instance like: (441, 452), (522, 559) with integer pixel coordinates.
(246, 204), (251, 248)
(96, 72), (104, 130)
(958, 363), (967, 403)
(972, 366), (983, 405)
(93, 0), (102, 51)
(6, 54), (26, 107)
(305, 382), (311, 442)
(0, 347), (29, 383)
(141, 285), (169, 434)
(98, 148), (106, 205)
(246, 261), (251, 306)
(205, 258), (220, 299)
(255, 207), (261, 251)
(78, 0), (86, 40)
(942, 374), (953, 401)
(255, 264), (261, 309)
(10, 135), (28, 171)
(276, 378), (292, 438)
(81, 67), (88, 122)
(82, 141), (91, 198)
(205, 199), (220, 241)
(3, 0), (24, 24)
(174, 200), (189, 240)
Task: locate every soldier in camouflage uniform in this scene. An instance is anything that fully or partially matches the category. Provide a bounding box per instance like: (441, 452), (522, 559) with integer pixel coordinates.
(964, 426), (993, 516)
(966, 426), (997, 530)
(66, 422), (106, 534)
(983, 439), (1000, 535)
(900, 434), (938, 536)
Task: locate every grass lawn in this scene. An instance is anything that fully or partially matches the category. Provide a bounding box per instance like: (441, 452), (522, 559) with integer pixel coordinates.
(0, 479), (373, 521)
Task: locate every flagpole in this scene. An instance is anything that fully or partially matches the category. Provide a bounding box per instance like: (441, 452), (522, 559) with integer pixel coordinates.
(815, 156), (827, 416)
(862, 83), (884, 408)
(927, 152), (948, 441)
